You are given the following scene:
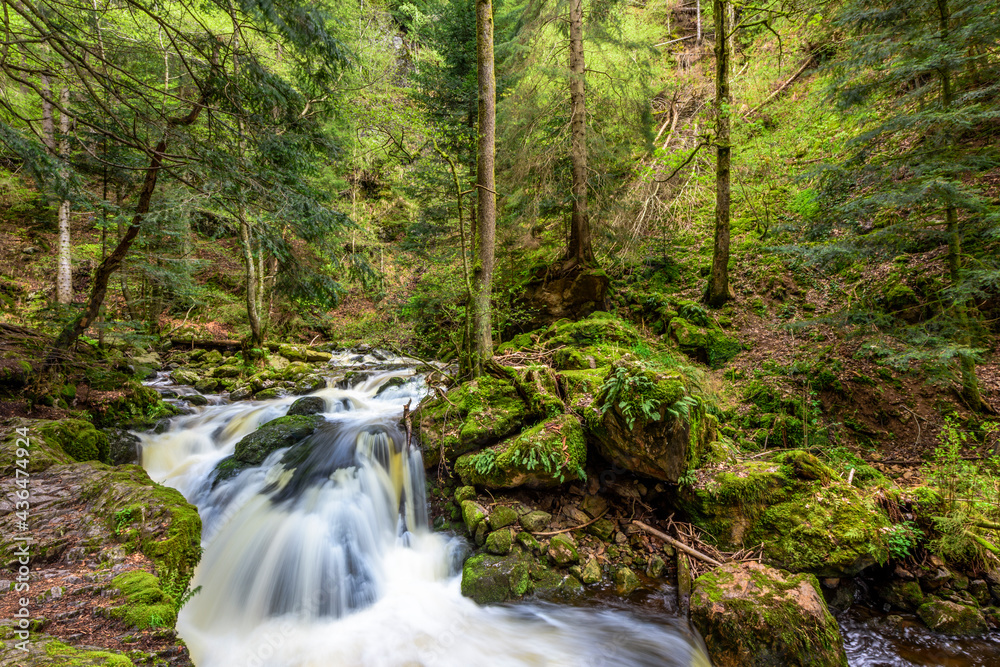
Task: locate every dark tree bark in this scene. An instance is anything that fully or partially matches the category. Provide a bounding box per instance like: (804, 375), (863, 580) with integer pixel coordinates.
(705, 0), (734, 307)
(474, 0), (497, 375)
(565, 0), (596, 269)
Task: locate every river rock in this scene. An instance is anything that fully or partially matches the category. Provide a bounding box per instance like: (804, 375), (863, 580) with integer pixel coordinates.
(293, 374), (327, 394)
(520, 510), (552, 533)
(488, 505), (519, 530)
(103, 427), (141, 466)
(691, 562), (848, 667)
(461, 551), (530, 605)
(462, 500), (488, 534)
(287, 396), (327, 416)
(548, 534), (580, 565)
(171, 368), (200, 385)
(581, 557), (602, 584)
(213, 364), (242, 378)
(233, 414), (326, 465)
(615, 566), (640, 595)
(917, 598), (988, 635)
(267, 354), (290, 370)
(878, 580), (924, 612)
(195, 378), (219, 393)
(36, 419), (110, 464)
(454, 413), (587, 489)
(583, 359), (718, 483)
(485, 528), (514, 555)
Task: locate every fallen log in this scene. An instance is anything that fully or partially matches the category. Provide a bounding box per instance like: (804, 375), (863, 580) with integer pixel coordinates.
(633, 520), (723, 568)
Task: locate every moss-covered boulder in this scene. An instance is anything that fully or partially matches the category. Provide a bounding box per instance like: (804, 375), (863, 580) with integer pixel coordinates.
(36, 419), (110, 464)
(584, 360), (717, 483)
(0, 625), (137, 666)
(170, 368), (200, 385)
(461, 550), (531, 605)
(233, 414), (326, 465)
(103, 427), (141, 466)
(454, 413), (586, 489)
(878, 580), (924, 612)
(414, 376), (531, 468)
(293, 374), (327, 394)
(548, 533), (580, 565)
(668, 316), (741, 369)
(691, 562), (847, 667)
(287, 396), (327, 416)
(107, 570), (177, 629)
(917, 598), (988, 635)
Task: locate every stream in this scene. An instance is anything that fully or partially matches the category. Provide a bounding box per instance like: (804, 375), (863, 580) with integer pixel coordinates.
(138, 352), (1000, 666)
(139, 353), (711, 667)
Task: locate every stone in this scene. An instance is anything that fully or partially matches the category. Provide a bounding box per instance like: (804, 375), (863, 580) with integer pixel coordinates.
(917, 598), (988, 635)
(232, 414), (326, 465)
(548, 534), (580, 565)
(581, 558), (602, 584)
(690, 562), (848, 667)
(454, 486), (477, 504)
(878, 580), (924, 612)
(128, 349), (162, 368)
(254, 387), (283, 400)
(485, 529), (513, 555)
(293, 374), (327, 395)
(516, 531), (543, 554)
(454, 413), (587, 489)
(520, 510), (552, 533)
(586, 518), (615, 540)
(194, 378), (219, 394)
(615, 566), (640, 595)
(170, 369), (200, 385)
(230, 385), (253, 401)
(461, 551), (530, 605)
(969, 580), (990, 606)
(521, 269), (610, 329)
(267, 354), (290, 371)
(584, 359), (717, 483)
(203, 350), (223, 365)
(278, 344), (309, 362)
(213, 364), (242, 378)
(488, 505), (519, 530)
(462, 501), (487, 535)
(646, 554), (666, 579)
(580, 494), (608, 519)
(102, 428), (141, 466)
(287, 396), (326, 416)
(36, 419), (110, 464)
(185, 394), (209, 406)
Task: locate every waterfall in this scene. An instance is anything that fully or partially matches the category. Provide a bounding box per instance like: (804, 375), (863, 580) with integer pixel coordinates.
(140, 359), (710, 667)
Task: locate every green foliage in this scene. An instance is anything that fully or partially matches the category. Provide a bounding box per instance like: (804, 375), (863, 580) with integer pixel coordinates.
(599, 364), (662, 429)
(886, 521), (924, 560)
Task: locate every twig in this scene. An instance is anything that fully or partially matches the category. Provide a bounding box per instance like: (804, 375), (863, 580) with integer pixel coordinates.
(744, 55), (814, 119)
(633, 520), (723, 567)
(531, 510), (608, 536)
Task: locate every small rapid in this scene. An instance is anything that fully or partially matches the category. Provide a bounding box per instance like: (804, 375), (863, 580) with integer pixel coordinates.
(139, 354), (710, 667)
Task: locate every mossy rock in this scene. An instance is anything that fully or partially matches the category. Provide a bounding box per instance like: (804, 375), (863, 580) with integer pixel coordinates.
(276, 361), (314, 380)
(539, 312), (639, 350)
(749, 481), (891, 577)
(231, 414), (326, 466)
(36, 419), (110, 464)
(170, 369), (200, 385)
(287, 396), (327, 416)
(691, 562), (847, 667)
(102, 428), (141, 466)
(461, 550), (531, 605)
(293, 374), (327, 394)
(453, 413), (586, 489)
(0, 627), (136, 665)
(194, 378), (219, 393)
(668, 317), (742, 368)
(108, 571), (176, 630)
(485, 528), (514, 555)
(0, 418), (74, 474)
(557, 367), (607, 412)
(584, 359), (717, 483)
(87, 382), (161, 429)
(213, 365), (243, 378)
(878, 580), (924, 612)
(917, 598), (988, 635)
(414, 376), (531, 468)
(548, 533), (580, 565)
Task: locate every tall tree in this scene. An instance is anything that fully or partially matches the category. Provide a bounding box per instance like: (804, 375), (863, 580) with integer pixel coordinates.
(56, 78), (72, 305)
(474, 0), (498, 373)
(704, 0), (733, 307)
(565, 0), (596, 268)
(824, 0), (1000, 410)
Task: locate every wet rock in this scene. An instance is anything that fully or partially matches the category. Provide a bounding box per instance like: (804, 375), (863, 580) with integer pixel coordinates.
(548, 534), (580, 565)
(454, 413), (587, 489)
(170, 369), (200, 385)
(516, 531), (543, 554)
(213, 364), (242, 379)
(615, 566), (640, 595)
(375, 376), (408, 396)
(462, 501), (487, 534)
(646, 555), (666, 579)
(461, 551), (530, 605)
(690, 562), (847, 667)
(254, 387), (283, 400)
(581, 558), (602, 584)
(232, 414), (326, 466)
(102, 428), (141, 466)
(878, 580), (924, 612)
(917, 598), (988, 635)
(520, 510), (552, 533)
(194, 378), (219, 394)
(293, 374), (327, 395)
(184, 394), (209, 407)
(287, 396), (326, 416)
(485, 528), (513, 555)
(230, 385), (253, 401)
(970, 579), (990, 606)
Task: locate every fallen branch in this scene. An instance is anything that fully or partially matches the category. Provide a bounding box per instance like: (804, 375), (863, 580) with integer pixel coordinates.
(531, 510), (608, 536)
(744, 55), (814, 119)
(633, 520), (723, 567)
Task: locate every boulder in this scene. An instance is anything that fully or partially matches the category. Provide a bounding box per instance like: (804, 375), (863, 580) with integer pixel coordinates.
(520, 510), (552, 533)
(170, 368), (200, 385)
(287, 396), (327, 416)
(668, 316), (741, 369)
(36, 419), (110, 464)
(213, 364), (242, 378)
(234, 414), (326, 465)
(584, 359), (717, 483)
(103, 427), (141, 466)
(454, 413), (587, 489)
(414, 376), (531, 468)
(488, 505), (519, 530)
(293, 374), (327, 394)
(267, 354), (290, 371)
(548, 534), (580, 565)
(461, 550), (531, 605)
(615, 566), (640, 595)
(917, 598), (988, 635)
(485, 528), (514, 555)
(195, 378), (219, 393)
(691, 562), (847, 667)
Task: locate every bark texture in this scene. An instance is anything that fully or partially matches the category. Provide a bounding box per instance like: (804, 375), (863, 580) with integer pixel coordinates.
(474, 0), (497, 373)
(705, 0), (733, 307)
(566, 0), (595, 268)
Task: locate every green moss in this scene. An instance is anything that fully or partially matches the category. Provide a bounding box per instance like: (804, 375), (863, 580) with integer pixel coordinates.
(233, 414), (326, 465)
(43, 638), (135, 665)
(461, 551), (531, 604)
(454, 413), (586, 489)
(108, 571), (176, 629)
(539, 313), (640, 350)
(36, 419), (110, 464)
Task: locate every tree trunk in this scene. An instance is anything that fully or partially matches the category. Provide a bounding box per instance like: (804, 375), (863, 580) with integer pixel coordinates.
(938, 0), (986, 410)
(565, 0), (596, 269)
(474, 0), (497, 375)
(705, 0), (733, 307)
(56, 82), (72, 305)
(238, 212), (265, 348)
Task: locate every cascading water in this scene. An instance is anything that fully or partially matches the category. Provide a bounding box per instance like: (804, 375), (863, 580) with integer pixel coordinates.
(140, 355), (711, 667)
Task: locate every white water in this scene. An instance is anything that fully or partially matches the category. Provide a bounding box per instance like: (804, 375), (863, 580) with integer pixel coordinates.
(140, 358), (710, 667)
